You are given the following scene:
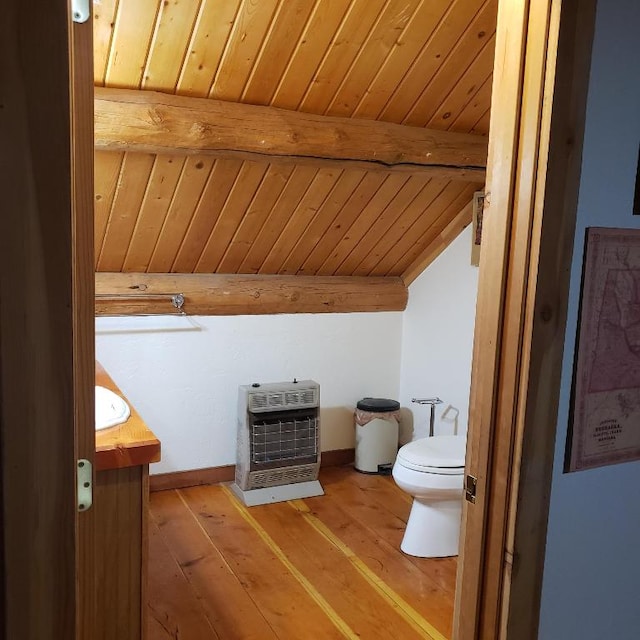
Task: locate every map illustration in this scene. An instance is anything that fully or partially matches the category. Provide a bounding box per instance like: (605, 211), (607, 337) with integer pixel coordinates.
(569, 227), (640, 471)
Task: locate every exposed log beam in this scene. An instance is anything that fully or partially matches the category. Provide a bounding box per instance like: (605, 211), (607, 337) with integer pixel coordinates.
(94, 87), (487, 179)
(95, 273), (408, 316)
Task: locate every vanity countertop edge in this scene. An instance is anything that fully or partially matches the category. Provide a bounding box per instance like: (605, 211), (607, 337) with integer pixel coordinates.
(95, 361), (161, 471)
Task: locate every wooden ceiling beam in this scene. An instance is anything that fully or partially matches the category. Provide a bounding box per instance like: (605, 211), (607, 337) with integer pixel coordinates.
(94, 87), (487, 179)
(95, 273), (408, 316)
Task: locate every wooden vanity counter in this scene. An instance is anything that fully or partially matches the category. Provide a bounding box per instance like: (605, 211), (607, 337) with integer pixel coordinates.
(95, 361), (161, 471)
(94, 361), (160, 640)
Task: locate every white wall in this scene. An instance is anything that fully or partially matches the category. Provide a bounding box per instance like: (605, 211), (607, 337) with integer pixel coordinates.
(399, 226), (479, 442)
(96, 313), (402, 474)
(538, 1), (640, 638)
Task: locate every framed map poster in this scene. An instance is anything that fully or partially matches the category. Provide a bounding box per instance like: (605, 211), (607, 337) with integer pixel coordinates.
(567, 227), (640, 472)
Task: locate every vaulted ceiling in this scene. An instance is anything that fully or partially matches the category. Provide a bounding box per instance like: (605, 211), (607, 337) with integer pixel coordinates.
(93, 0), (496, 314)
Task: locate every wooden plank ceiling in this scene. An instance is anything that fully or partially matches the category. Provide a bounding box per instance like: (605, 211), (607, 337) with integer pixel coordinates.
(93, 0), (496, 313)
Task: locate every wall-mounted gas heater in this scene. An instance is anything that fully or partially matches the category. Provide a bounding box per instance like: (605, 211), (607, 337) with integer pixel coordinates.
(230, 379), (324, 506)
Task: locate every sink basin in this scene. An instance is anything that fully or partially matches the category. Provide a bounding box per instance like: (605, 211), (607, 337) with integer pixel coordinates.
(95, 385), (131, 431)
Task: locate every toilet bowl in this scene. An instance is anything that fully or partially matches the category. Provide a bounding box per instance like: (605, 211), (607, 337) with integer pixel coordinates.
(392, 434), (466, 558)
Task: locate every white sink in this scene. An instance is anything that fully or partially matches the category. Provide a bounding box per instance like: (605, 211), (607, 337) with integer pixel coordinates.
(95, 385), (131, 431)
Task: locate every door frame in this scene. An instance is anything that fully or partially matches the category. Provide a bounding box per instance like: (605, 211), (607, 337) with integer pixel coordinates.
(454, 0), (598, 638)
(0, 1), (95, 638)
(1, 0), (599, 638)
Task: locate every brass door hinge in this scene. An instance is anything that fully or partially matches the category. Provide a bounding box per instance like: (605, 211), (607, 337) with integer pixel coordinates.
(465, 474), (477, 503)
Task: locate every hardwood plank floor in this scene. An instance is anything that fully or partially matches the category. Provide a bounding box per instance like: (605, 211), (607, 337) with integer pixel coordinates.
(148, 466), (456, 639)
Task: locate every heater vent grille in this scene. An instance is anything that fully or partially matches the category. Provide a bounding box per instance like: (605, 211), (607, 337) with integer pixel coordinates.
(248, 386), (319, 413)
(248, 464), (318, 489)
(251, 417), (318, 464)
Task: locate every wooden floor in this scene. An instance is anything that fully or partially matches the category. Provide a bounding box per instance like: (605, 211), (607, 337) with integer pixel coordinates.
(147, 466), (457, 640)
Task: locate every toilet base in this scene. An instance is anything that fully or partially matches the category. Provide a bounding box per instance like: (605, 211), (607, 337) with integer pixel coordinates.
(401, 497), (462, 558)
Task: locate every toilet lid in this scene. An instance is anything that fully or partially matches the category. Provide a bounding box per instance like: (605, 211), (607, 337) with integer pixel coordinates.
(396, 435), (466, 474)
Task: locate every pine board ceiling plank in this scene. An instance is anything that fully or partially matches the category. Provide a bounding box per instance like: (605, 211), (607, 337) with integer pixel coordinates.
(122, 154), (186, 272)
(385, 183), (478, 277)
(471, 108), (491, 136)
(241, 0), (317, 106)
(340, 174), (434, 275)
(324, 0), (423, 118)
(353, 179), (451, 276)
(368, 180), (463, 276)
(141, 0), (201, 93)
(402, 3), (496, 127)
(402, 199), (474, 285)
(171, 158), (243, 272)
(194, 161), (269, 272)
(104, 0), (161, 89)
(269, 0), (352, 111)
(209, 0), (280, 102)
(351, 0), (452, 120)
(336, 174), (430, 275)
(94, 151), (125, 268)
(97, 152), (156, 271)
(381, 0), (495, 124)
(392, 183), (479, 276)
(298, 172), (386, 275)
(419, 33), (496, 130)
(175, 0), (242, 97)
(217, 164), (295, 273)
(449, 74), (493, 134)
(260, 167), (343, 274)
(93, 0), (119, 86)
(298, 0), (386, 115)
(318, 173), (410, 275)
(280, 169), (367, 275)
(148, 156), (215, 272)
(237, 165), (318, 273)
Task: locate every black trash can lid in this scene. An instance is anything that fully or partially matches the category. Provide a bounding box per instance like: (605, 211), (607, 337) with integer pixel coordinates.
(356, 397), (400, 412)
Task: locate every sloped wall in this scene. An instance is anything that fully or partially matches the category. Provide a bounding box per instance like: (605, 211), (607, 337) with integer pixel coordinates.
(400, 226), (479, 443)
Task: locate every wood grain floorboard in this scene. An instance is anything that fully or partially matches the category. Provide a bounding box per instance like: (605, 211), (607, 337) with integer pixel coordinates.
(150, 490), (277, 640)
(147, 466), (456, 639)
(147, 518), (221, 639)
(321, 467), (459, 596)
(179, 485), (348, 640)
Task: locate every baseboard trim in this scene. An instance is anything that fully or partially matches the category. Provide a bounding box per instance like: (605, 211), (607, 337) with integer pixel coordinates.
(320, 447), (355, 468)
(150, 448), (355, 492)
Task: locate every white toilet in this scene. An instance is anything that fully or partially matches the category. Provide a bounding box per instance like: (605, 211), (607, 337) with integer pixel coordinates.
(392, 434), (466, 558)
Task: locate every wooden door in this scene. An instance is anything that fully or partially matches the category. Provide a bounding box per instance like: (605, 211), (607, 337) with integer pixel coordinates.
(0, 1), (95, 638)
(454, 0), (598, 638)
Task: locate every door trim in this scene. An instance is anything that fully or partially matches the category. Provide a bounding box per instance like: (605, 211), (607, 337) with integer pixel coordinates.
(71, 7), (97, 638)
(0, 1), (95, 638)
(454, 0), (598, 637)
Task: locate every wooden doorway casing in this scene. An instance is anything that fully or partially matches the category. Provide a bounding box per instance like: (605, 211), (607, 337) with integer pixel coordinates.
(1, 0), (599, 638)
(454, 0), (598, 638)
(0, 1), (95, 639)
